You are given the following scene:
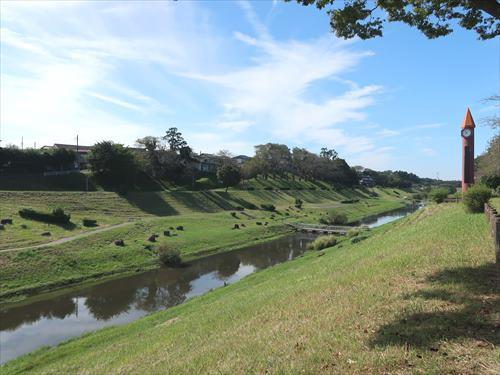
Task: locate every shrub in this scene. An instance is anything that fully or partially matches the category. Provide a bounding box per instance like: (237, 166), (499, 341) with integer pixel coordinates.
(351, 235), (368, 244)
(264, 186), (273, 190)
(294, 198), (303, 209)
(463, 184), (492, 213)
(243, 202), (258, 210)
(429, 188), (449, 203)
(19, 207), (71, 224)
(234, 206), (245, 211)
(308, 235), (337, 251)
(82, 218), (98, 227)
(158, 244), (182, 267)
(347, 228), (362, 238)
(261, 204), (276, 211)
(319, 210), (348, 225)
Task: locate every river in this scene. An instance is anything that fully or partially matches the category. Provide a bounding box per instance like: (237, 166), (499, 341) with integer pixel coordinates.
(0, 205), (419, 364)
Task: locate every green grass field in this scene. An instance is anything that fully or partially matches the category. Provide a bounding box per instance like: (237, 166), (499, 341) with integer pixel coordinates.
(491, 197), (500, 211)
(0, 187), (405, 250)
(0, 187), (407, 302)
(3, 204), (497, 374)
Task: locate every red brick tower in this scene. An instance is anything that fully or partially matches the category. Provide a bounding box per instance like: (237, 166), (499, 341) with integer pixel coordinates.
(461, 108), (475, 192)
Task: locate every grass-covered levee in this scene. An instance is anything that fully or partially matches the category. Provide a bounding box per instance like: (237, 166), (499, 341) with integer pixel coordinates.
(3, 204), (497, 374)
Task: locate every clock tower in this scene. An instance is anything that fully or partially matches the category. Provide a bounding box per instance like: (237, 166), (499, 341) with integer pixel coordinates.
(461, 108), (475, 193)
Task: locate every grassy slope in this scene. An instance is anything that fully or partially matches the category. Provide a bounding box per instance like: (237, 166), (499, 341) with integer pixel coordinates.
(0, 188), (406, 302)
(491, 197), (500, 211)
(0, 187), (404, 250)
(3, 204), (497, 374)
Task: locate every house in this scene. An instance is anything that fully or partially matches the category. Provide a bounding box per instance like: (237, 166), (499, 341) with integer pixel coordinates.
(41, 143), (93, 169)
(193, 153), (223, 173)
(359, 175), (375, 187)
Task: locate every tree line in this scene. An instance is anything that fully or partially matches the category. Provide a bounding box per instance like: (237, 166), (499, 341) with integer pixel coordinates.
(0, 147), (76, 175)
(0, 127), (425, 191)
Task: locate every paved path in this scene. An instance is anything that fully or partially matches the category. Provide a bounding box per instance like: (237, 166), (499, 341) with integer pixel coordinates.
(0, 222), (135, 253)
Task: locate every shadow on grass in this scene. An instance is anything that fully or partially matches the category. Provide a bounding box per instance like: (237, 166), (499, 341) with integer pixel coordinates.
(370, 263), (500, 349)
(123, 192), (179, 216)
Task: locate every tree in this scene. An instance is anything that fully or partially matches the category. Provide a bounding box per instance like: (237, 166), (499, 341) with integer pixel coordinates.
(163, 127), (187, 151)
(87, 141), (137, 188)
(241, 158), (259, 181)
(476, 95), (500, 188)
(217, 164), (242, 192)
(292, 0), (499, 40)
(320, 147), (338, 160)
(481, 95), (499, 129)
(476, 134), (500, 186)
(254, 143), (292, 178)
(136, 136), (162, 177)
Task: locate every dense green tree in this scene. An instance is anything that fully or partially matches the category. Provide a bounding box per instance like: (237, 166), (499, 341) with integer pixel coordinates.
(0, 146), (76, 175)
(320, 147), (338, 160)
(87, 141), (137, 187)
(217, 164), (242, 192)
(163, 127), (187, 151)
(476, 134), (500, 187)
(254, 143), (292, 178)
(240, 158), (260, 181)
(291, 0), (499, 40)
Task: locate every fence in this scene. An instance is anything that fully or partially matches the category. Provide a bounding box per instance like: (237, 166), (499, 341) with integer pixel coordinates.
(484, 203), (500, 263)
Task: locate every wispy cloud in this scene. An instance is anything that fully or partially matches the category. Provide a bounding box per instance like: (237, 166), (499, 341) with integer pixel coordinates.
(182, 1), (383, 156)
(1, 0), (385, 163)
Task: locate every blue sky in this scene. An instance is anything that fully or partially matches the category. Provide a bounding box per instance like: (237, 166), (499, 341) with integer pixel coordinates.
(0, 1), (497, 179)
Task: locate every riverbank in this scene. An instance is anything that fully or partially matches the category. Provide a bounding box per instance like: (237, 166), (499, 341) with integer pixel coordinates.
(3, 204), (496, 374)
(0, 188), (407, 303)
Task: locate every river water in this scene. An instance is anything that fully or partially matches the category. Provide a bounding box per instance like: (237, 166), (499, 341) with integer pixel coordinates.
(0, 206), (418, 364)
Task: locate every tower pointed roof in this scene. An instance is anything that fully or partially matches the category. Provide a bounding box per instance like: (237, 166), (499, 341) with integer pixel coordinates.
(461, 108), (475, 129)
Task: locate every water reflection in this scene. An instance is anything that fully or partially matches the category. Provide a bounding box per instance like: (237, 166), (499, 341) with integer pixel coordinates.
(0, 233), (313, 364)
(359, 205), (420, 228)
(1, 206), (420, 364)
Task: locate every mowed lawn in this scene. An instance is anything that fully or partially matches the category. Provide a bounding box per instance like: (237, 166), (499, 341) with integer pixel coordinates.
(0, 187), (405, 250)
(4, 204), (497, 374)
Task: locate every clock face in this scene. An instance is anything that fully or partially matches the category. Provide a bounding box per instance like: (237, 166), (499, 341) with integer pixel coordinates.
(462, 128), (472, 138)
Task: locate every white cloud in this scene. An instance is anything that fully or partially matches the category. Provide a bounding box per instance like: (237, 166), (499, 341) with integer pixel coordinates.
(182, 2), (382, 156)
(377, 128), (400, 138)
(1, 0), (385, 163)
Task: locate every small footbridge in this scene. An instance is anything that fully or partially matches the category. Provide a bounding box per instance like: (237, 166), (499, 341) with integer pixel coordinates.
(288, 223), (362, 235)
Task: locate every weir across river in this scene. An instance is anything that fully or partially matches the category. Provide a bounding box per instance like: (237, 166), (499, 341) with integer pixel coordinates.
(288, 223), (363, 235)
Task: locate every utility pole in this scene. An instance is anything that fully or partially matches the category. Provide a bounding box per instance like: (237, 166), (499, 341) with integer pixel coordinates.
(76, 134), (80, 170)
(21, 136), (24, 150)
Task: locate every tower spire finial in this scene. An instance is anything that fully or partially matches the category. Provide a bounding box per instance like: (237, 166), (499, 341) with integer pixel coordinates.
(461, 108), (475, 129)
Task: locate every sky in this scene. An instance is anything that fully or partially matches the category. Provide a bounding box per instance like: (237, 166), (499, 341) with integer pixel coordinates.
(0, 0), (498, 179)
